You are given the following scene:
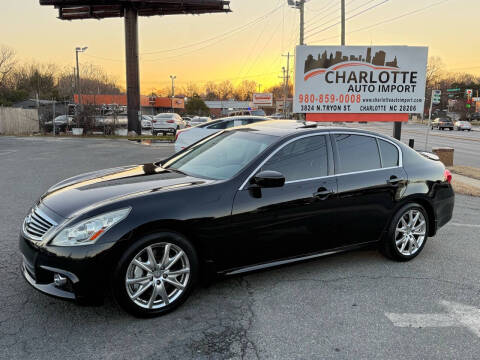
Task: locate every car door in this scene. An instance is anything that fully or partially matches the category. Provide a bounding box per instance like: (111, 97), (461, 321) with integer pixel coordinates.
(224, 134), (338, 270)
(330, 133), (407, 247)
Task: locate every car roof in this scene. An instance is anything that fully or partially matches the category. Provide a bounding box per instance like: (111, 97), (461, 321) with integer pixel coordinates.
(226, 119), (405, 143)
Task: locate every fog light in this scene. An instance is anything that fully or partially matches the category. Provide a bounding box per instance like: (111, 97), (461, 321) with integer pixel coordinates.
(53, 273), (67, 287)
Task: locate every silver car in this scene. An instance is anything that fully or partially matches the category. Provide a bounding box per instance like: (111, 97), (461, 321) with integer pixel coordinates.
(454, 121), (472, 131)
(174, 116), (268, 153)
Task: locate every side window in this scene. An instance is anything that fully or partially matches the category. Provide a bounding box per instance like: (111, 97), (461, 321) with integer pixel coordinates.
(335, 134), (381, 173)
(378, 139), (399, 168)
(262, 135), (328, 182)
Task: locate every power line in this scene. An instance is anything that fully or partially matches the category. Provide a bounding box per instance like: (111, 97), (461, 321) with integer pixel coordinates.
(305, 0), (390, 40)
(140, 5), (283, 56)
(307, 0), (451, 43)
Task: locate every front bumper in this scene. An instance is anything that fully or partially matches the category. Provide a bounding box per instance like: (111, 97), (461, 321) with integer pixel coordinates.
(19, 234), (117, 302)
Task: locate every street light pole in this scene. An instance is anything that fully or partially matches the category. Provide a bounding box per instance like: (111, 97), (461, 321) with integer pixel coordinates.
(75, 46), (87, 127)
(170, 75), (176, 112)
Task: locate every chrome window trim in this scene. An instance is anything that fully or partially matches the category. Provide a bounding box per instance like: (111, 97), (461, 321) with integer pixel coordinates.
(331, 131), (403, 168)
(238, 130), (403, 190)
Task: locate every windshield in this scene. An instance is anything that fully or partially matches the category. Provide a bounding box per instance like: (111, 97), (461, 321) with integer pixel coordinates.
(163, 130), (276, 180)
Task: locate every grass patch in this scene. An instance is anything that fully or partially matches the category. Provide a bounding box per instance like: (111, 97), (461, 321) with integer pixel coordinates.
(448, 166), (480, 181)
(451, 178), (480, 197)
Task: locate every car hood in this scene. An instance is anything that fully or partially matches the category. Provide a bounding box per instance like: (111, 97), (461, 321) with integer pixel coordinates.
(40, 163), (211, 218)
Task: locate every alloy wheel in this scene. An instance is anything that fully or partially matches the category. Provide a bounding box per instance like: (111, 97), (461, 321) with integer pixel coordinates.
(125, 242), (190, 309)
(395, 209), (426, 256)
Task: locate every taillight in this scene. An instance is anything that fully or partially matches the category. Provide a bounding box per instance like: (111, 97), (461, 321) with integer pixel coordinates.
(166, 120), (174, 123)
(152, 120), (157, 123)
(444, 169), (452, 183)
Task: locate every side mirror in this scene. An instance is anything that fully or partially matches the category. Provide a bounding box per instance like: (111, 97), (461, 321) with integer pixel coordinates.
(251, 170), (285, 188)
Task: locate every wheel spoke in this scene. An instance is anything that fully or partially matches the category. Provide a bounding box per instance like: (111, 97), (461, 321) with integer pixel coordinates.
(161, 244), (171, 267)
(165, 251), (184, 270)
(400, 238), (409, 252)
(164, 277), (185, 290)
(131, 281), (152, 300)
(133, 259), (153, 273)
(400, 217), (408, 229)
(413, 220), (425, 231)
(146, 246), (157, 269)
(168, 268), (190, 277)
(147, 285), (159, 308)
(158, 283), (169, 305)
(411, 212), (420, 227)
(126, 276), (151, 285)
(411, 236), (419, 249)
(408, 210), (414, 226)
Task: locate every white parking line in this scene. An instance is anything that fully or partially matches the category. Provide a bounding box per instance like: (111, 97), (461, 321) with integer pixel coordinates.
(386, 301), (480, 338)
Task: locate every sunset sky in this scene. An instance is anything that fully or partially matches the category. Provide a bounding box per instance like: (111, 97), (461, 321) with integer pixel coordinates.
(1, 0), (479, 94)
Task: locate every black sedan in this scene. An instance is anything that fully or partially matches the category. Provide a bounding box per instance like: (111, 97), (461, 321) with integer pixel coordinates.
(20, 120), (454, 317)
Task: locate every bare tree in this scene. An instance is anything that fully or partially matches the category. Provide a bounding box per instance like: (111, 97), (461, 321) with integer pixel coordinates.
(217, 80), (234, 100)
(426, 56), (445, 89)
(0, 45), (17, 88)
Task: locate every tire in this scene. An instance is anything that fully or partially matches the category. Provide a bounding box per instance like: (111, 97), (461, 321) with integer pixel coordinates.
(380, 203), (429, 261)
(112, 232), (198, 317)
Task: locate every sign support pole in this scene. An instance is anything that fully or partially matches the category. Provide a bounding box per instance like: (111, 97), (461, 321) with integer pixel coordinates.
(124, 7), (140, 134)
(425, 92), (434, 151)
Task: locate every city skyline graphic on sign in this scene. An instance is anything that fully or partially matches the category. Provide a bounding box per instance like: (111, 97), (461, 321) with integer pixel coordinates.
(304, 47), (399, 74)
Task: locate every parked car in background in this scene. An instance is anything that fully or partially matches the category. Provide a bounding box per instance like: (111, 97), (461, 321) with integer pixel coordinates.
(470, 112), (480, 121)
(174, 116), (268, 152)
(454, 120), (472, 131)
(187, 116), (212, 127)
(19, 120), (454, 317)
(44, 115), (74, 133)
(431, 117), (454, 130)
(228, 109), (266, 117)
(152, 113), (185, 136)
(140, 115), (153, 130)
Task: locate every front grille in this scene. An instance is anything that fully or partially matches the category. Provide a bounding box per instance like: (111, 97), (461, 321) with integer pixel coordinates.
(23, 207), (57, 241)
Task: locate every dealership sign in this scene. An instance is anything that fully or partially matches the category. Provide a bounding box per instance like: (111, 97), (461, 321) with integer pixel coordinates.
(294, 45), (428, 114)
(252, 93), (273, 106)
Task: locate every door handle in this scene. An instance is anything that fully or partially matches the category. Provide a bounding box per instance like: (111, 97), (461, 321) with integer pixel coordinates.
(313, 187), (333, 200)
(387, 176), (405, 185)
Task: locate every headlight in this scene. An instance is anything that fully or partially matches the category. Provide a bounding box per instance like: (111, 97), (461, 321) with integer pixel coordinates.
(50, 208), (131, 246)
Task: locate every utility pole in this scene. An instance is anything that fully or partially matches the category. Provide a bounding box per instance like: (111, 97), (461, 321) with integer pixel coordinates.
(279, 67), (286, 118)
(170, 75), (176, 113)
(288, 0), (305, 45)
(341, 0), (345, 45)
(124, 7), (141, 134)
(258, 84), (262, 93)
(282, 53), (292, 118)
(299, 0), (305, 45)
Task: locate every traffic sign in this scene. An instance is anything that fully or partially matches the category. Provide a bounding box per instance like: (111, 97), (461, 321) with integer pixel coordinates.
(432, 89), (441, 105)
(447, 88), (460, 92)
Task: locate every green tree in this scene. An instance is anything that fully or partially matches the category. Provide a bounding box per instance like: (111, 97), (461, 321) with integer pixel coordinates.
(185, 95), (210, 116)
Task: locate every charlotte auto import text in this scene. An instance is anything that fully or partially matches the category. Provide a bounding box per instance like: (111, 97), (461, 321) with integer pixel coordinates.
(325, 70), (418, 93)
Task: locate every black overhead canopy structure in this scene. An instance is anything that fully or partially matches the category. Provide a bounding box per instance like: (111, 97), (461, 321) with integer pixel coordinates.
(39, 0), (231, 133)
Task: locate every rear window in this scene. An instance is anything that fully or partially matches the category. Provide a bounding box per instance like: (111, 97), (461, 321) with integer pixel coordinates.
(335, 134), (381, 173)
(251, 109), (266, 116)
(156, 114), (175, 118)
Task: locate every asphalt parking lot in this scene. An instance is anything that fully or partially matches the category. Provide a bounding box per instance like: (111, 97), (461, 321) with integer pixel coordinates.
(1, 135), (480, 359)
